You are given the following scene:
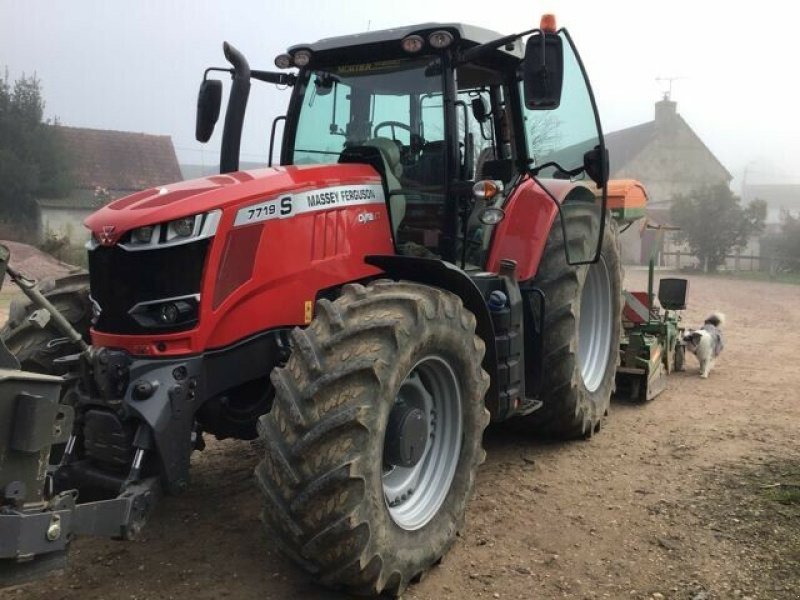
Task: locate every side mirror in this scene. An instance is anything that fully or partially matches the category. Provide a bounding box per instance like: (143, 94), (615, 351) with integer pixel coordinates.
(471, 97), (490, 123)
(0, 244), (9, 291)
(583, 145), (609, 187)
(195, 79), (223, 143)
(522, 32), (563, 110)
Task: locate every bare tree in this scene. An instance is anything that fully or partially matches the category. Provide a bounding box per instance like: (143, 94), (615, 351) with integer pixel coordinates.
(526, 114), (562, 161)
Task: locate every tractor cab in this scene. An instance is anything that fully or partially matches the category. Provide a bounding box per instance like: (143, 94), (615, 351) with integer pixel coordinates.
(198, 19), (609, 268)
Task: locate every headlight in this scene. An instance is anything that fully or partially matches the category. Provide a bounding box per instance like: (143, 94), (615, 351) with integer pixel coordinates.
(478, 207), (506, 226)
(292, 49), (312, 67)
(401, 35), (425, 53)
(167, 216), (196, 240)
(116, 210), (221, 251)
(158, 302), (180, 324)
(128, 295), (199, 329)
(131, 225), (155, 244)
(274, 53), (292, 69)
(428, 30), (454, 49)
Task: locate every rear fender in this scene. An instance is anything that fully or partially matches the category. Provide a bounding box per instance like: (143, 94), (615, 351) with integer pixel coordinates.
(486, 177), (595, 280)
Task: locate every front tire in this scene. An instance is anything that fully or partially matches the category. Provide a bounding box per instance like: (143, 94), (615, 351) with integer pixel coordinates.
(1, 273), (91, 373)
(255, 281), (490, 596)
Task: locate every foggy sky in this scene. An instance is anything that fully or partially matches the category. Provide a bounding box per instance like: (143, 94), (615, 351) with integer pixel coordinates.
(1, 0), (797, 189)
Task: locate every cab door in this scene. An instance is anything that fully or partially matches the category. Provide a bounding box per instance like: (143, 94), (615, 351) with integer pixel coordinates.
(520, 28), (608, 265)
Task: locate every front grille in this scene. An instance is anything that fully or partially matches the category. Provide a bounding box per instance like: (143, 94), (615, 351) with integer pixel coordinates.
(89, 240), (209, 334)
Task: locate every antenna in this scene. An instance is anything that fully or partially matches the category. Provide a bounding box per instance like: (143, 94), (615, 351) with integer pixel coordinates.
(655, 76), (687, 101)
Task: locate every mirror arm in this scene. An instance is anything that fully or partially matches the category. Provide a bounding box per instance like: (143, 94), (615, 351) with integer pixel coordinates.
(458, 27), (538, 65)
(527, 159), (583, 178)
(251, 70), (296, 86)
(202, 67), (295, 86)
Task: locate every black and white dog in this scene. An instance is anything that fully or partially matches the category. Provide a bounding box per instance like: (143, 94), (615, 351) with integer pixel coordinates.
(683, 312), (725, 379)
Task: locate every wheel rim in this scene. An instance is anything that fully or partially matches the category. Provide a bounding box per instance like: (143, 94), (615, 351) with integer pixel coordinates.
(578, 256), (613, 392)
(383, 355), (462, 531)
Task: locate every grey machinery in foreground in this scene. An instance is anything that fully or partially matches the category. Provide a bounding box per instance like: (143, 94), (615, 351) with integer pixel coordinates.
(0, 244), (160, 587)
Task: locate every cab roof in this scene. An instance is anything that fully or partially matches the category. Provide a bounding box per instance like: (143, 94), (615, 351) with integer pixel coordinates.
(288, 22), (524, 59)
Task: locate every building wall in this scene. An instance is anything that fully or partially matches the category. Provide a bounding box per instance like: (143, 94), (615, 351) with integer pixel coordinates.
(39, 207), (93, 245)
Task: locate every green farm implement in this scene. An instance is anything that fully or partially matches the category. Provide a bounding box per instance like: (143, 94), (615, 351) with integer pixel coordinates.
(616, 219), (688, 401)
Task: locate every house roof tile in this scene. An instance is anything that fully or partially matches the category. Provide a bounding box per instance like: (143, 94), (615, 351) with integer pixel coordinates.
(604, 121), (655, 174)
(604, 114), (732, 182)
(57, 126), (182, 191)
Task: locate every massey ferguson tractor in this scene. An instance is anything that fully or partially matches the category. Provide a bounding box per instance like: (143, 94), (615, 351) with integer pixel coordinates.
(0, 17), (638, 596)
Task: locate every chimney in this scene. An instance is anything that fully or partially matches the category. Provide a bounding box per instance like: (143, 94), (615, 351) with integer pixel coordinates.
(655, 94), (678, 132)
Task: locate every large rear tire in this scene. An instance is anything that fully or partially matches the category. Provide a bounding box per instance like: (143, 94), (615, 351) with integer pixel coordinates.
(1, 273), (91, 374)
(255, 281), (490, 596)
(513, 215), (622, 438)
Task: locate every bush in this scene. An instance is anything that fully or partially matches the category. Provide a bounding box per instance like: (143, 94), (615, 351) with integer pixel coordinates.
(769, 212), (800, 273)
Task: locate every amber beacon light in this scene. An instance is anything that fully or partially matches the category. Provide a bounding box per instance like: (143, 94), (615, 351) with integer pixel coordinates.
(540, 13), (557, 33)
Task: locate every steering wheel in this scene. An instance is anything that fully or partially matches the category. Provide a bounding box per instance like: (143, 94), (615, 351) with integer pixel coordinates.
(373, 122), (426, 166)
(373, 120), (412, 141)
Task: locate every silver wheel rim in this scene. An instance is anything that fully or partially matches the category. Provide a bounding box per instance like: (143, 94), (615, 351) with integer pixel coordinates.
(578, 256), (613, 392)
(383, 355), (462, 531)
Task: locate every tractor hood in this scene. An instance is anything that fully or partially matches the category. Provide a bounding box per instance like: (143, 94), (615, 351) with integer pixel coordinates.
(84, 163), (382, 246)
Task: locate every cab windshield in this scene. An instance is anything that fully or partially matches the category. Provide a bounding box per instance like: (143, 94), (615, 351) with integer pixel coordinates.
(289, 58), (449, 256)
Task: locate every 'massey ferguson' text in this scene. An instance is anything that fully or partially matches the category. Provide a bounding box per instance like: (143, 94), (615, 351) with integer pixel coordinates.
(234, 183), (384, 227)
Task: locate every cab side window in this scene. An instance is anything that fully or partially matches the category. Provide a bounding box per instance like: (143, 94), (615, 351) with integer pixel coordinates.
(520, 31), (605, 264)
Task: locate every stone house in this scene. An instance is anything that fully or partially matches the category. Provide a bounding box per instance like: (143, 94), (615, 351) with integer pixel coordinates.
(604, 97), (732, 264)
(37, 126), (181, 246)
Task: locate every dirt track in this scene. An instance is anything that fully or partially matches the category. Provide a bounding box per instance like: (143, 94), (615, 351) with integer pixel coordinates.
(4, 271), (800, 600)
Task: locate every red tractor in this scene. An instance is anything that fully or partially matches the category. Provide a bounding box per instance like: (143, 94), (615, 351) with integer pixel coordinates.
(0, 17), (624, 596)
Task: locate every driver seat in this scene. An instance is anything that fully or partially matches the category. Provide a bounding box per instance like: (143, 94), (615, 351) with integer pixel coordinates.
(363, 137), (406, 235)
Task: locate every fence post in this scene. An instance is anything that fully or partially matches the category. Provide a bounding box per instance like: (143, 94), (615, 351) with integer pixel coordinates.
(734, 248), (740, 272)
